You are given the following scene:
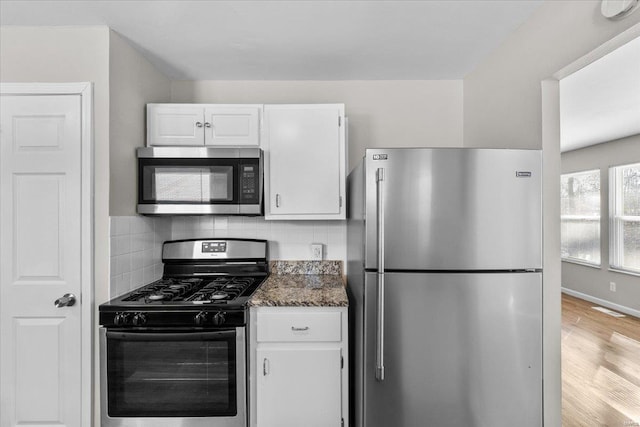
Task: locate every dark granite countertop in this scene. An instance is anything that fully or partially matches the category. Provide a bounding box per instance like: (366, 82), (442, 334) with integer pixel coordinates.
(248, 261), (348, 307)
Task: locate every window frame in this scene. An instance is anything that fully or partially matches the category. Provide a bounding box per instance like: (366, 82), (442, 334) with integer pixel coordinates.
(560, 169), (602, 267)
(609, 162), (640, 275)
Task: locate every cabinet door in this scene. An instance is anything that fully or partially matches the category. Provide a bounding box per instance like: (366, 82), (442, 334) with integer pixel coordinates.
(147, 104), (205, 146)
(256, 346), (342, 427)
(264, 105), (345, 219)
(204, 106), (261, 146)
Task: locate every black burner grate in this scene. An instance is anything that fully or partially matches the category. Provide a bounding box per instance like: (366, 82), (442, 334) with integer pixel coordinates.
(119, 276), (258, 304)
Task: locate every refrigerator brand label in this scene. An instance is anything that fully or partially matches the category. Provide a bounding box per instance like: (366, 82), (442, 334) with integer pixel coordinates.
(373, 154), (388, 160)
(516, 171), (532, 177)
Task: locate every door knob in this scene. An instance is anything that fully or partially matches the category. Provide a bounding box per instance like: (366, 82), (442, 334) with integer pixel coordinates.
(54, 293), (76, 308)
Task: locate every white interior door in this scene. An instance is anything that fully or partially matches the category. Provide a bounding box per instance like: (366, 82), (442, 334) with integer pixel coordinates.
(1, 91), (88, 427)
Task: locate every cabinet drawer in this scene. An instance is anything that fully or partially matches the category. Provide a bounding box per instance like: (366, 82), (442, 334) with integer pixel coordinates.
(257, 311), (342, 342)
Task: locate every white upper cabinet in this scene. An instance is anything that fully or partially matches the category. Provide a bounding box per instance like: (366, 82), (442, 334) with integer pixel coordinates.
(263, 104), (346, 220)
(147, 104), (204, 146)
(204, 106), (261, 146)
(147, 104), (261, 147)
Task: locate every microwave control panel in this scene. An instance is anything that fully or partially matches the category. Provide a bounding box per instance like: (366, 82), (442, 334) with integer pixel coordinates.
(240, 163), (259, 204)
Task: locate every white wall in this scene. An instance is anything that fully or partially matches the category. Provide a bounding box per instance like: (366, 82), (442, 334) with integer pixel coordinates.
(109, 31), (171, 216)
(464, 1), (640, 150)
(171, 80), (464, 172)
(463, 3), (640, 426)
(561, 134), (640, 312)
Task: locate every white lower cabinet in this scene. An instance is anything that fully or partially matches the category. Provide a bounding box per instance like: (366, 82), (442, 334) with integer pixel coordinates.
(250, 307), (348, 427)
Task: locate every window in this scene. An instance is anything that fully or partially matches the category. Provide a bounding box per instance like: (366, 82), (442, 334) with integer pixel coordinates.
(610, 162), (640, 274)
(561, 170), (601, 265)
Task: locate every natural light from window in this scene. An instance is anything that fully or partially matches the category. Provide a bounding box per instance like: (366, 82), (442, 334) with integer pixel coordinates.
(561, 170), (601, 265)
(610, 162), (640, 274)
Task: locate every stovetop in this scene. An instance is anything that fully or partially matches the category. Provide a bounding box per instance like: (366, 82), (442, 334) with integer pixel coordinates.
(99, 238), (268, 328)
(108, 275), (264, 307)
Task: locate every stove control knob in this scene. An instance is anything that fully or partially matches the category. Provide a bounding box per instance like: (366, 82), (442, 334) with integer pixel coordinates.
(113, 312), (130, 326)
(132, 313), (147, 326)
(195, 311), (208, 326)
(213, 312), (226, 326)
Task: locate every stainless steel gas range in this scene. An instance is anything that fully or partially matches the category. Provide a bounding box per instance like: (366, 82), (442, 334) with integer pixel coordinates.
(99, 238), (268, 427)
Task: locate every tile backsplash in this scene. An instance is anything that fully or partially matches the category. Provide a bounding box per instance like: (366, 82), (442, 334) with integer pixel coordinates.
(172, 216), (346, 262)
(109, 215), (346, 298)
(109, 216), (171, 298)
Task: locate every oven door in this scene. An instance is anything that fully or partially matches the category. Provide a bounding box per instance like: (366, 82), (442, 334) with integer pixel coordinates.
(100, 327), (246, 427)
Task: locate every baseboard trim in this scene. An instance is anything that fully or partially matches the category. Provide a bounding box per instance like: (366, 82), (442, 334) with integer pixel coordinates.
(561, 287), (640, 319)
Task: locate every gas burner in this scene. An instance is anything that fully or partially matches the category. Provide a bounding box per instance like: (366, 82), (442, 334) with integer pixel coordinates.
(210, 292), (229, 300)
(122, 278), (206, 303)
(186, 289), (233, 304)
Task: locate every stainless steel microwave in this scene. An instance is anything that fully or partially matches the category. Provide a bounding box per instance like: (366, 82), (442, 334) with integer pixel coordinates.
(137, 147), (263, 215)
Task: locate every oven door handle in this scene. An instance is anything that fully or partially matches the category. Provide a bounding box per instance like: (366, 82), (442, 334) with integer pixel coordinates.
(105, 330), (236, 341)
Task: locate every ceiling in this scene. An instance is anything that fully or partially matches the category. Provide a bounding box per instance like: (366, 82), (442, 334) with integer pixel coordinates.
(2, 1), (638, 152)
(560, 35), (640, 153)
(0, 0), (543, 80)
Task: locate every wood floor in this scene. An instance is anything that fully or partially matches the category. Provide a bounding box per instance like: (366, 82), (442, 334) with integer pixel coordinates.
(562, 293), (640, 427)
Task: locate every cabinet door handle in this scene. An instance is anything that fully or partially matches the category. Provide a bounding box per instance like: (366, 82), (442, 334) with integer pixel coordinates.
(204, 122), (212, 128)
(195, 121), (203, 128)
(275, 194), (281, 208)
(291, 326), (309, 331)
(263, 358), (269, 376)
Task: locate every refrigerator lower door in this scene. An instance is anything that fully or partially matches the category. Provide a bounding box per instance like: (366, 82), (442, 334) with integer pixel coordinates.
(362, 271), (542, 427)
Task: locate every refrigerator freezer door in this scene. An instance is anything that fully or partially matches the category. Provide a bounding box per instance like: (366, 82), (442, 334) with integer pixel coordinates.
(361, 271), (542, 427)
(364, 148), (542, 270)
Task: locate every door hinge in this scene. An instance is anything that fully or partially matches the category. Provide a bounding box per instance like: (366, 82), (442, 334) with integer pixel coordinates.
(338, 116), (342, 127)
(341, 418), (344, 427)
(341, 356), (344, 369)
(339, 196), (343, 208)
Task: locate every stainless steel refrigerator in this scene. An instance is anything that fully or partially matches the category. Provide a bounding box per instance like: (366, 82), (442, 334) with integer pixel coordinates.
(346, 148), (542, 427)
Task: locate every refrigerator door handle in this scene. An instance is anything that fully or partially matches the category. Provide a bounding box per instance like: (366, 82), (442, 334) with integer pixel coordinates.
(376, 167), (385, 381)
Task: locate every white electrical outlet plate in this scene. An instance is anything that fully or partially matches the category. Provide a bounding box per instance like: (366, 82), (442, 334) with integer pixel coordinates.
(311, 243), (323, 261)
(609, 282), (616, 292)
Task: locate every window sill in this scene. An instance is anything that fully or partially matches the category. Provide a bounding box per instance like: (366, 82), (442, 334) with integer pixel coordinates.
(608, 268), (640, 278)
(561, 259), (601, 269)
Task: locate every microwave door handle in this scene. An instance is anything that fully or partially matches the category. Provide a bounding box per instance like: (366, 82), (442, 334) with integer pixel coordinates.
(376, 167), (385, 382)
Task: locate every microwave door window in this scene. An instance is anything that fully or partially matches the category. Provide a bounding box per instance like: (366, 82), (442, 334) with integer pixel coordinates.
(206, 166), (234, 202)
(144, 167), (206, 202)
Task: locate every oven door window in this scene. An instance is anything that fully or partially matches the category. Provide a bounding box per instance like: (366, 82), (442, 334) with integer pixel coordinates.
(106, 329), (237, 417)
